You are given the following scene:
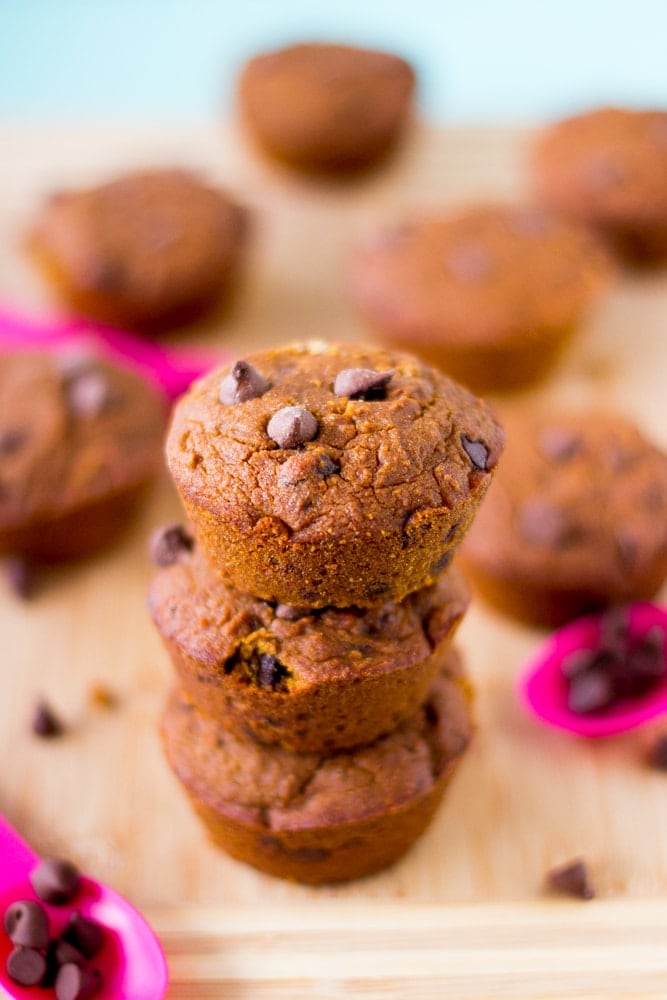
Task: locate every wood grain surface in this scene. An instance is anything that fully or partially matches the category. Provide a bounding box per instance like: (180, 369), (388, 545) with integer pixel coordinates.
(1, 123), (667, 996)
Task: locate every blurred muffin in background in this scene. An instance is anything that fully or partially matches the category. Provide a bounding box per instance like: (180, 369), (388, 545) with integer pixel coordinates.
(532, 107), (667, 264)
(460, 409), (667, 627)
(237, 42), (416, 174)
(349, 203), (613, 394)
(28, 169), (249, 333)
(0, 350), (165, 567)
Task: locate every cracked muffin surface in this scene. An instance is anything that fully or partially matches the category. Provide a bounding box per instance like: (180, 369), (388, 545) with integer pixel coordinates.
(166, 341), (503, 606)
(461, 410), (667, 626)
(161, 650), (472, 882)
(149, 544), (469, 750)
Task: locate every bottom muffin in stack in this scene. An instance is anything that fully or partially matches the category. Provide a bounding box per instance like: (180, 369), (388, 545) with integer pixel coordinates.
(161, 650), (472, 884)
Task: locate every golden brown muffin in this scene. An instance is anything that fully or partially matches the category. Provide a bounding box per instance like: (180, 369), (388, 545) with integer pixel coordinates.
(0, 351), (166, 561)
(28, 169), (248, 332)
(149, 540), (469, 752)
(349, 204), (613, 393)
(238, 42), (416, 173)
(161, 650), (472, 883)
(166, 342), (504, 608)
(532, 107), (667, 264)
(460, 410), (667, 627)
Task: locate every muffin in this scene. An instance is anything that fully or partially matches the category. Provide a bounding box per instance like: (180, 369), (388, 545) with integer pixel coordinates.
(460, 410), (667, 627)
(238, 42), (415, 173)
(166, 342), (504, 608)
(161, 650), (472, 883)
(349, 204), (613, 393)
(149, 540), (469, 752)
(28, 169), (248, 332)
(532, 107), (667, 263)
(0, 351), (165, 561)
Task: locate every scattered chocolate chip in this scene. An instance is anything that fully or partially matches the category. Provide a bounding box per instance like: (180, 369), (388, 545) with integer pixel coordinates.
(538, 425), (581, 463)
(516, 499), (570, 548)
(313, 453), (340, 477)
(333, 368), (394, 400)
(148, 523), (194, 567)
(275, 604), (311, 621)
(31, 699), (65, 738)
(615, 531), (639, 570)
(61, 913), (104, 959)
(460, 435), (489, 471)
(54, 348), (97, 381)
(55, 963), (102, 1000)
(219, 361), (270, 404)
(53, 941), (87, 968)
(430, 551), (453, 576)
(30, 857), (81, 905)
(649, 733), (667, 771)
(547, 859), (594, 900)
(66, 371), (111, 419)
(4, 900), (50, 949)
(446, 243), (492, 282)
(267, 406), (318, 449)
(276, 449), (340, 486)
(0, 428), (27, 454)
(5, 556), (37, 599)
(561, 649), (596, 680)
(7, 946), (47, 987)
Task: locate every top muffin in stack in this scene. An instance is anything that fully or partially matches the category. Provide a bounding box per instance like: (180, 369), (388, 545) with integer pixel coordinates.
(166, 341), (504, 608)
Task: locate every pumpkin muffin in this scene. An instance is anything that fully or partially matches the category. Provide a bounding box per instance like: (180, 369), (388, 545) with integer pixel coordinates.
(349, 204), (612, 392)
(161, 650), (472, 884)
(460, 410), (667, 627)
(28, 169), (248, 332)
(149, 540), (469, 752)
(166, 342), (504, 608)
(238, 42), (416, 173)
(0, 351), (165, 561)
(532, 107), (667, 264)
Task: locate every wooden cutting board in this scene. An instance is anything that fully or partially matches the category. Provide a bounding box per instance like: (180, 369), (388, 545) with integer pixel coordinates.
(2, 122), (667, 998)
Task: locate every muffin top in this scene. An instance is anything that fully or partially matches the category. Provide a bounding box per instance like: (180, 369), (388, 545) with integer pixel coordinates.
(166, 342), (504, 542)
(149, 545), (469, 691)
(238, 42), (415, 166)
(350, 204), (612, 347)
(462, 410), (667, 592)
(29, 168), (247, 324)
(163, 652), (471, 829)
(0, 351), (166, 528)
(533, 107), (667, 225)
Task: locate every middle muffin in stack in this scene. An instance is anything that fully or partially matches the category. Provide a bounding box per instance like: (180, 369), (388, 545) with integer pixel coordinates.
(150, 342), (504, 883)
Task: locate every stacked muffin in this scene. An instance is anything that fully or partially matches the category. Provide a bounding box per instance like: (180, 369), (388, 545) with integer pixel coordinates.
(149, 342), (504, 883)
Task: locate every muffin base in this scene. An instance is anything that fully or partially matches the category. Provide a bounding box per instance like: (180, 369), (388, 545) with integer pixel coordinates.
(162, 662), (473, 884)
(0, 481), (151, 561)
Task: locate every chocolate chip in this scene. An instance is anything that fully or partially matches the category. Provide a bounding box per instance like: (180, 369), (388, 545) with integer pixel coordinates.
(148, 523), (194, 567)
(649, 733), (667, 771)
(276, 449), (340, 486)
(30, 857), (81, 905)
(4, 900), (50, 949)
(516, 499), (570, 548)
(460, 435), (489, 471)
(61, 912), (104, 959)
(53, 941), (87, 968)
(567, 668), (615, 715)
(275, 604), (311, 621)
(257, 653), (288, 691)
(547, 859), (594, 900)
(67, 371), (111, 419)
(7, 946), (47, 986)
(0, 428), (27, 454)
(267, 406), (318, 449)
(561, 648), (596, 680)
(5, 556), (37, 599)
(31, 699), (64, 738)
(219, 361), (270, 404)
(333, 368), (394, 400)
(55, 963), (102, 1000)
(615, 532), (639, 570)
(446, 243), (492, 282)
(538, 426), (581, 463)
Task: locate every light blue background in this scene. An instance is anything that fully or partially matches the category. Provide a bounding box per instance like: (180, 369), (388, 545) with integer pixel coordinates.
(2, 0), (666, 123)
